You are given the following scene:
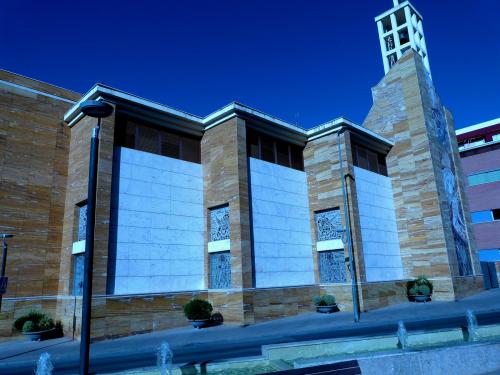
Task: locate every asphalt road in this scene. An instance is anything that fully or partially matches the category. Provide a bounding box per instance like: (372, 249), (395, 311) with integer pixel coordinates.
(1, 289), (500, 374)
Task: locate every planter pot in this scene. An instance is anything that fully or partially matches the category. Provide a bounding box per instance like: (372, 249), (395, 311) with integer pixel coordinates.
(410, 294), (431, 303)
(189, 319), (210, 329)
(315, 305), (337, 314)
(23, 328), (56, 341)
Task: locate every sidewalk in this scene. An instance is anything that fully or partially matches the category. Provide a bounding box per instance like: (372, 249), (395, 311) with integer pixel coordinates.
(1, 288), (500, 374)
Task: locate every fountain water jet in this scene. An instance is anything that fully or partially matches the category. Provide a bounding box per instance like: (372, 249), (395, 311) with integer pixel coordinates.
(35, 352), (53, 375)
(157, 341), (173, 375)
(397, 321), (408, 350)
(466, 309), (479, 342)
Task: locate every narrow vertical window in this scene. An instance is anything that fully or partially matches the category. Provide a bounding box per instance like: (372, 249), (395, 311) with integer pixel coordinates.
(260, 134), (275, 163)
(209, 251), (231, 289)
(73, 202), (88, 296)
(210, 205), (230, 242)
(315, 208), (346, 283)
(78, 203), (88, 242)
(209, 205), (231, 288)
(315, 208), (342, 242)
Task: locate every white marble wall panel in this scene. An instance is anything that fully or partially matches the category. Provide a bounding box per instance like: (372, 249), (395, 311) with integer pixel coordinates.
(109, 147), (204, 294)
(250, 158), (315, 287)
(354, 166), (403, 281)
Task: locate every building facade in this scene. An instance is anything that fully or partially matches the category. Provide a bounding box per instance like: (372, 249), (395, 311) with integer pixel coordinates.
(456, 119), (500, 288)
(0, 1), (484, 341)
(0, 49), (483, 340)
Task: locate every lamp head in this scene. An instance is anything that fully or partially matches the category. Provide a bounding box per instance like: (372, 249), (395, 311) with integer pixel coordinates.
(80, 100), (114, 119)
(0, 234), (14, 239)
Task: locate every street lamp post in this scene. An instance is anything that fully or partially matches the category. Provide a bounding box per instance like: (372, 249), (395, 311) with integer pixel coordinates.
(79, 100), (114, 375)
(0, 234), (14, 312)
(337, 128), (360, 323)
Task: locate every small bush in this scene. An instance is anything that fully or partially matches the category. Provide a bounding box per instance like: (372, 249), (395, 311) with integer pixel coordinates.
(183, 299), (213, 320)
(14, 310), (44, 332)
(313, 294), (336, 306)
(39, 316), (55, 331)
(406, 275), (433, 296)
(22, 321), (35, 333)
(418, 284), (431, 295)
(14, 310), (55, 333)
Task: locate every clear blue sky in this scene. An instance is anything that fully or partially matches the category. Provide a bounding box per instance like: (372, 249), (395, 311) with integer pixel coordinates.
(1, 0), (498, 129)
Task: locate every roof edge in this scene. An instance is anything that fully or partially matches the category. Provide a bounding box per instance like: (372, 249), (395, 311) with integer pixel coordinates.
(63, 83), (393, 147)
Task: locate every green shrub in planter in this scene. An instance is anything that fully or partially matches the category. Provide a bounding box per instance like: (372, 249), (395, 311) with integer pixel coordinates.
(406, 275), (433, 298)
(39, 316), (55, 331)
(418, 284), (431, 296)
(313, 294), (336, 306)
(14, 310), (44, 332)
(22, 321), (35, 333)
(14, 310), (55, 333)
(183, 299), (213, 321)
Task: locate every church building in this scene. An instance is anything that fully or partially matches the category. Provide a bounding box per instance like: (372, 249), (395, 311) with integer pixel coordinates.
(0, 0), (483, 339)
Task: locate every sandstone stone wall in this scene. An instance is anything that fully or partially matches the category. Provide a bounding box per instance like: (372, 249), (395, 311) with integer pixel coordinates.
(201, 117), (254, 323)
(0, 71), (78, 336)
(361, 51), (482, 296)
(58, 109), (116, 296)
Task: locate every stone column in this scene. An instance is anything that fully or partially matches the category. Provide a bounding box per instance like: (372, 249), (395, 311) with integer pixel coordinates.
(202, 117), (254, 325)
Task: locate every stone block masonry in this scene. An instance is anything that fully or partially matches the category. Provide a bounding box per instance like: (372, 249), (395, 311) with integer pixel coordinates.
(108, 147), (205, 294)
(250, 157), (315, 288)
(362, 50), (482, 297)
(355, 166), (403, 282)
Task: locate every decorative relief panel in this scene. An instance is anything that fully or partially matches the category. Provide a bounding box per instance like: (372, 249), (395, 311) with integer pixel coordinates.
(209, 251), (231, 289)
(78, 204), (88, 242)
(426, 74), (473, 276)
(315, 209), (342, 242)
(319, 250), (346, 283)
(210, 205), (230, 242)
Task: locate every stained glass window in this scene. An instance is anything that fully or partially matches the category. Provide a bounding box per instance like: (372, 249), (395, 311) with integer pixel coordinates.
(315, 209), (342, 242)
(210, 205), (230, 242)
(210, 251), (231, 289)
(319, 250), (346, 283)
(78, 203), (88, 242)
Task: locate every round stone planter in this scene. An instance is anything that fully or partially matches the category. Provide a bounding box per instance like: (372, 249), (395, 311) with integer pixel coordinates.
(189, 319), (210, 329)
(315, 305), (337, 314)
(410, 294), (431, 303)
(23, 328), (56, 341)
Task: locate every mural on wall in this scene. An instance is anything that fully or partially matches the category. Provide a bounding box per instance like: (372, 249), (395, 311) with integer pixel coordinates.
(426, 77), (473, 276)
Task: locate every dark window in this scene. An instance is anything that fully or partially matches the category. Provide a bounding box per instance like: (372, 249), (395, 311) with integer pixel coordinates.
(260, 134), (275, 163)
(276, 141), (290, 167)
(137, 125), (159, 154)
(352, 142), (388, 176)
(493, 209), (500, 221)
(116, 116), (201, 163)
(124, 122), (135, 148)
(181, 137), (200, 163)
(248, 130), (260, 158)
(290, 145), (304, 170)
(161, 132), (180, 158)
(378, 154), (388, 176)
(246, 128), (304, 171)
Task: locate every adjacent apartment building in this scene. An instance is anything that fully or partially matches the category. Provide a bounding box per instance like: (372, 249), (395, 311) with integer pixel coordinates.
(456, 119), (500, 288)
(0, 0), (484, 340)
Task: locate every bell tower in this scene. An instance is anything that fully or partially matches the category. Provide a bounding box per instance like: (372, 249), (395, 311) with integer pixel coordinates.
(375, 0), (431, 77)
